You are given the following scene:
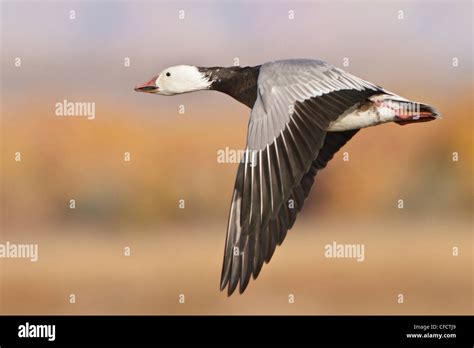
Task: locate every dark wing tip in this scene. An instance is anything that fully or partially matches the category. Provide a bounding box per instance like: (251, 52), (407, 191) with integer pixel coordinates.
(239, 274), (251, 294)
(252, 261), (263, 280)
(227, 281), (238, 296)
(220, 276), (228, 292)
(220, 273), (251, 296)
(220, 274), (238, 296)
(238, 283), (248, 294)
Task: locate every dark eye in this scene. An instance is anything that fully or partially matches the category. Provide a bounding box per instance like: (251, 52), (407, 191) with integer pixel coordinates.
(166, 72), (171, 77)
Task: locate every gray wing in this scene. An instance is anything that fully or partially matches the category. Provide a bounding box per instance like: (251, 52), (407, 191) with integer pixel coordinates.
(221, 59), (382, 295)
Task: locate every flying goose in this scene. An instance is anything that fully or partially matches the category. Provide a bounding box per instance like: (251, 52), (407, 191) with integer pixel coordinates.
(135, 59), (439, 295)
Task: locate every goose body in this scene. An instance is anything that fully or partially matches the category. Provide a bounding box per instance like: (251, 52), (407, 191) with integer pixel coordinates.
(135, 59), (440, 295)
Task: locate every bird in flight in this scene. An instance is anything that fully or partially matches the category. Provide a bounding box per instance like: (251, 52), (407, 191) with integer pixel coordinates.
(135, 59), (439, 295)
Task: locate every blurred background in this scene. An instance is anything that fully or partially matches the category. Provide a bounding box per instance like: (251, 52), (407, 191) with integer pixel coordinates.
(0, 0), (472, 314)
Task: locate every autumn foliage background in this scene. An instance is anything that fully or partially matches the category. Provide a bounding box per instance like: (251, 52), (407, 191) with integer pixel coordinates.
(0, 0), (472, 314)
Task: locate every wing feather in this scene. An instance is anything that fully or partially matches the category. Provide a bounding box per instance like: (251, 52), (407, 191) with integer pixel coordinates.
(221, 60), (382, 295)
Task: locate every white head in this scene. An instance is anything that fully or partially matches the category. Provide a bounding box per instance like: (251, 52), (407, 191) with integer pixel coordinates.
(134, 65), (211, 95)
